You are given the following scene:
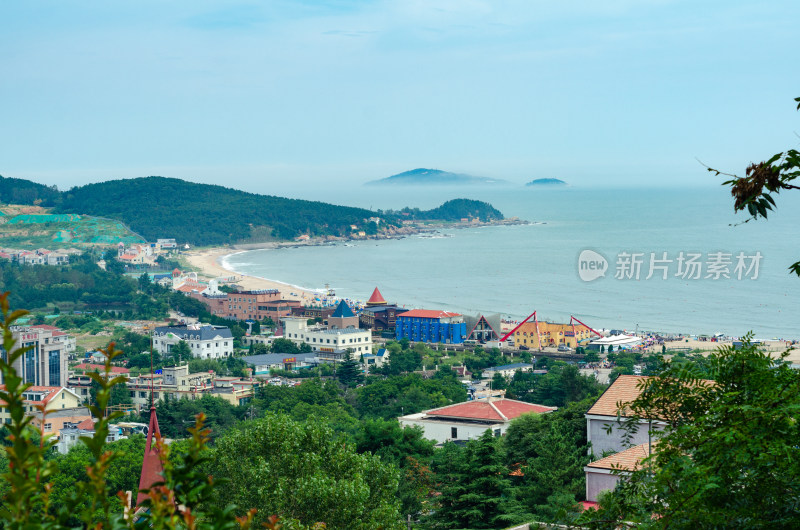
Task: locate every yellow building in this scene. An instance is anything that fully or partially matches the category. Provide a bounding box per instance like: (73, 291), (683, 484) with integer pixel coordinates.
(513, 321), (592, 349)
(0, 386), (83, 429)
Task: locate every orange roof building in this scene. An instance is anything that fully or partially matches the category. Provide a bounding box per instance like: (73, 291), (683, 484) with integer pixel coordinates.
(399, 398), (556, 443)
(584, 442), (654, 502)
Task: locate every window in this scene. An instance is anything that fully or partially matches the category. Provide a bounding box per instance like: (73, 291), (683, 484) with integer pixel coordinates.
(451, 427), (458, 439)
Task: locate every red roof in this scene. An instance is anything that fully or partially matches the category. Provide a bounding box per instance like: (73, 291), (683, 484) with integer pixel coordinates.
(76, 418), (96, 431)
(119, 253), (138, 260)
(367, 287), (387, 305)
(425, 398), (556, 421)
(400, 309), (462, 319)
(73, 363), (130, 374)
(137, 407), (164, 506)
(176, 283), (207, 293)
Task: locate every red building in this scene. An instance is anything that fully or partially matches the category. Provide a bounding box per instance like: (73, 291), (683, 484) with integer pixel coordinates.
(191, 289), (301, 322)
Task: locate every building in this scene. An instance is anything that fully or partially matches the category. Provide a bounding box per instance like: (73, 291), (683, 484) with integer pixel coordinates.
(365, 287), (387, 307)
(31, 406), (92, 438)
(55, 417), (127, 454)
(241, 353), (318, 375)
(584, 443), (652, 503)
(585, 375), (666, 456)
(464, 314), (503, 342)
(395, 309), (467, 344)
(328, 300), (359, 329)
(152, 324), (234, 359)
(282, 317), (372, 357)
(359, 287), (408, 333)
(482, 363), (534, 379)
(3, 325), (72, 387)
(290, 305), (336, 323)
(0, 386), (82, 425)
(361, 348), (390, 369)
(191, 289), (301, 322)
(513, 321), (593, 350)
(399, 398), (556, 443)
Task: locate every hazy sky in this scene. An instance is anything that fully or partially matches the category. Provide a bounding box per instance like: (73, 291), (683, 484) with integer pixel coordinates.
(1, 0), (798, 192)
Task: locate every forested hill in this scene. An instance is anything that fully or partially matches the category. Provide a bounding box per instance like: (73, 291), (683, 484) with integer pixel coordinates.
(54, 177), (382, 245)
(397, 199), (504, 221)
(0, 176), (60, 206)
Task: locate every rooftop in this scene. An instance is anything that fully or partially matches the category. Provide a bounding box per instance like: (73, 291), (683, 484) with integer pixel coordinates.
(331, 299), (356, 318)
(586, 375), (651, 417)
(585, 442), (652, 471)
(423, 398), (555, 422)
(366, 287), (387, 305)
(399, 309), (462, 319)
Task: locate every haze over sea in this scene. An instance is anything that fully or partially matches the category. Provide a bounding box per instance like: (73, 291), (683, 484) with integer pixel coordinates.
(223, 184), (800, 339)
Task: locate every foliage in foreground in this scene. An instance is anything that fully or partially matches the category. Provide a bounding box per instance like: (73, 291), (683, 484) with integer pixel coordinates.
(575, 337), (800, 529)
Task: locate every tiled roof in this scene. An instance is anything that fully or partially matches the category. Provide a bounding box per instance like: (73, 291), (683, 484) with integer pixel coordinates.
(425, 398), (555, 421)
(177, 283), (207, 293)
(399, 309), (462, 319)
(585, 443), (652, 471)
(119, 253), (137, 260)
(76, 418), (96, 431)
(586, 375), (651, 417)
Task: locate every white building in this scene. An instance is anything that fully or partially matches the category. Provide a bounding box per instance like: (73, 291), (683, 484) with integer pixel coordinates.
(399, 398), (556, 444)
(282, 317), (372, 357)
(152, 324), (234, 359)
(5, 325), (72, 387)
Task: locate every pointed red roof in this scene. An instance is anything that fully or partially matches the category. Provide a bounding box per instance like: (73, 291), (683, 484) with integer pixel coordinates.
(137, 406), (164, 506)
(366, 287), (386, 306)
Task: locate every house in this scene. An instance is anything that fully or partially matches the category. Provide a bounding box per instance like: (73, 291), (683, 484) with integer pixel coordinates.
(152, 324), (234, 359)
(464, 314), (503, 342)
(398, 398), (556, 444)
(0, 386), (82, 425)
(584, 443), (652, 503)
(482, 363), (534, 379)
(55, 416), (127, 454)
(395, 309), (467, 344)
(31, 406), (92, 438)
(241, 353), (318, 375)
(282, 317), (372, 358)
(360, 348), (390, 369)
(585, 375), (666, 456)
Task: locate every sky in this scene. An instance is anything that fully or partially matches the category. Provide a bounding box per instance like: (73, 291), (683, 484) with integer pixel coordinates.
(1, 0), (798, 193)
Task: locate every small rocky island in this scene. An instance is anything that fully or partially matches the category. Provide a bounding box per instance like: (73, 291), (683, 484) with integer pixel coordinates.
(525, 178), (567, 187)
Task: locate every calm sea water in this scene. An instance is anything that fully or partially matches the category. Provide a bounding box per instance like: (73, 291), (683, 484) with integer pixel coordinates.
(223, 185), (800, 339)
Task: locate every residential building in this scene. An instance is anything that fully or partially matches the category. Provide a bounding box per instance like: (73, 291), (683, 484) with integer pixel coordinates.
(464, 314), (503, 342)
(152, 324), (234, 359)
(241, 353), (318, 375)
(395, 309), (467, 344)
(361, 348), (390, 369)
(584, 443), (652, 503)
(585, 375), (665, 456)
(0, 386), (82, 425)
(191, 289), (301, 322)
(513, 321), (593, 350)
(399, 398), (556, 443)
(482, 363), (535, 379)
(56, 417), (127, 454)
(327, 300), (359, 329)
(3, 325), (72, 387)
(32, 406), (92, 438)
(282, 317), (372, 357)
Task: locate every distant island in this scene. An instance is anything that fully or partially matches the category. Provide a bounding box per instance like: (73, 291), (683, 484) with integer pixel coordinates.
(0, 175), (509, 247)
(366, 168), (508, 186)
(525, 178), (567, 187)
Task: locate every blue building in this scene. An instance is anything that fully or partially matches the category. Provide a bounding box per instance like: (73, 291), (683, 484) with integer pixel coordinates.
(395, 309), (467, 344)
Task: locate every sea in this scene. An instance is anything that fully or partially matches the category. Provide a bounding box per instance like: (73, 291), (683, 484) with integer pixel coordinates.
(222, 184), (800, 339)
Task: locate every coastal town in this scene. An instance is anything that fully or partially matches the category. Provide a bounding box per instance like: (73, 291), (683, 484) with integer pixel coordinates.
(2, 225), (798, 528)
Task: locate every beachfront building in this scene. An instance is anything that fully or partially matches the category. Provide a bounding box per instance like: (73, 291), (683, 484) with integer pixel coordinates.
(358, 288), (408, 333)
(282, 317), (372, 357)
(464, 314), (503, 342)
(395, 309), (467, 344)
(152, 324), (234, 359)
(291, 305), (336, 323)
(327, 300), (359, 329)
(399, 398), (556, 444)
(191, 289), (301, 322)
(587, 334), (643, 351)
(3, 325), (72, 387)
(513, 321), (593, 350)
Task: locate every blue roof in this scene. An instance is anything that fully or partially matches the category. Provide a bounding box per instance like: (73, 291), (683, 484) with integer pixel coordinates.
(331, 299), (356, 318)
(377, 348), (387, 357)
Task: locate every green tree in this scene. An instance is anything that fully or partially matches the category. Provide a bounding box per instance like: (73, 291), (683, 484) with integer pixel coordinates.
(337, 353), (362, 387)
(577, 337), (800, 528)
(584, 350), (600, 363)
(207, 412), (403, 529)
(270, 337), (299, 354)
(170, 339), (192, 364)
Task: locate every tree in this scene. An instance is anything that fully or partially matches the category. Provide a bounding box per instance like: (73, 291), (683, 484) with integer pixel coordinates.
(138, 272), (152, 292)
(584, 350), (600, 363)
(270, 337), (299, 354)
(337, 353), (362, 387)
(712, 96), (800, 275)
(207, 412), (403, 529)
(577, 337), (800, 528)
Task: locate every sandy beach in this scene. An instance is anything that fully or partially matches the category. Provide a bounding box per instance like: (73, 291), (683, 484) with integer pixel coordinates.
(182, 246), (318, 304)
